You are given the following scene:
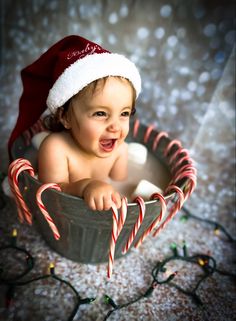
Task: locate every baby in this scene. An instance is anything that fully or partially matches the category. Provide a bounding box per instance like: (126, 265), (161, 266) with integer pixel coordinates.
(39, 76), (135, 211)
(8, 35), (141, 211)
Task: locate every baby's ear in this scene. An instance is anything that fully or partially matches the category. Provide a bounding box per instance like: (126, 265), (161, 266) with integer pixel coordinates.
(58, 107), (71, 129)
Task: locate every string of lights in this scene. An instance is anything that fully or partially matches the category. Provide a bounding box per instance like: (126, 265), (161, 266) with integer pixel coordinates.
(103, 241), (236, 320)
(181, 206), (236, 243)
(0, 230), (96, 320)
(103, 258), (177, 320)
(0, 228), (235, 320)
(0, 171), (235, 321)
(7, 266), (96, 321)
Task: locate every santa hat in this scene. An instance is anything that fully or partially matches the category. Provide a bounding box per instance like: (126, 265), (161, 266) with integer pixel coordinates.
(8, 35), (141, 159)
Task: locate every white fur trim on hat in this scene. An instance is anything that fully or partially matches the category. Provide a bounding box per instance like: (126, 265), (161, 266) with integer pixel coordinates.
(46, 52), (141, 112)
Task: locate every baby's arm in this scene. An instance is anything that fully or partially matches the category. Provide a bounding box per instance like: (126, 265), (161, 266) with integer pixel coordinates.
(61, 179), (121, 211)
(38, 134), (121, 211)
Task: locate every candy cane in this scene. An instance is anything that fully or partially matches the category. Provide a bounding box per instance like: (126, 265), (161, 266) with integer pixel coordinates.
(135, 193), (166, 248)
(144, 124), (154, 143)
(8, 158), (32, 194)
(8, 158), (35, 224)
(107, 197), (127, 278)
(13, 163), (35, 224)
(176, 172), (197, 200)
(133, 119), (140, 138)
(169, 160), (197, 202)
(22, 119), (45, 146)
(183, 179), (196, 199)
(173, 163), (197, 180)
(168, 148), (189, 166)
(36, 183), (62, 240)
(122, 196), (146, 254)
(107, 204), (119, 278)
(164, 139), (182, 158)
(153, 186), (185, 238)
(152, 131), (169, 151)
(8, 159), (27, 222)
(173, 170), (197, 193)
(171, 155), (193, 174)
(117, 197), (128, 236)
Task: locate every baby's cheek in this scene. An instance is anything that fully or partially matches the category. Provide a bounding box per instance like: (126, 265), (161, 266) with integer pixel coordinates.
(123, 123), (130, 137)
(84, 124), (101, 139)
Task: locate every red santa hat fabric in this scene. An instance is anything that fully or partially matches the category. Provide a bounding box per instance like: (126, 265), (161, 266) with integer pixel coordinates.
(8, 35), (141, 159)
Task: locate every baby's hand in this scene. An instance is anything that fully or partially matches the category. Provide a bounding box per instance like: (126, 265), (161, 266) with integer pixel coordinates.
(83, 180), (121, 211)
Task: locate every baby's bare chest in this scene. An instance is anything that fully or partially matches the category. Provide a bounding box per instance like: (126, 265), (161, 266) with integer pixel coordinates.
(68, 155), (116, 181)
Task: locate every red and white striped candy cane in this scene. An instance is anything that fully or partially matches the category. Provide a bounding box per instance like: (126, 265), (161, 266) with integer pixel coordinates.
(36, 183), (62, 240)
(122, 196), (146, 254)
(183, 180), (196, 200)
(8, 158), (32, 196)
(132, 119), (140, 138)
(173, 163), (197, 180)
(107, 197), (128, 278)
(135, 193), (166, 249)
(152, 131), (169, 152)
(107, 204), (119, 278)
(181, 173), (197, 200)
(8, 159), (27, 222)
(12, 162), (35, 224)
(171, 155), (193, 174)
(8, 159), (29, 223)
(144, 124), (155, 143)
(117, 196), (128, 236)
(164, 139), (182, 158)
(168, 148), (190, 166)
(153, 185), (185, 238)
(172, 170), (197, 199)
(8, 158), (35, 224)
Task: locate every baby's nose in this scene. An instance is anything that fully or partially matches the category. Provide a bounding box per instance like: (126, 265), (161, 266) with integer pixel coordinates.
(107, 119), (121, 132)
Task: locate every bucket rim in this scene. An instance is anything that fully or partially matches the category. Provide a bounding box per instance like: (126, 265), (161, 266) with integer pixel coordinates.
(23, 172), (186, 207)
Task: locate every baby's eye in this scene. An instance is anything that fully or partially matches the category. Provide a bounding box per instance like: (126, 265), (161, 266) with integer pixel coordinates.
(93, 111), (107, 117)
(121, 111), (131, 117)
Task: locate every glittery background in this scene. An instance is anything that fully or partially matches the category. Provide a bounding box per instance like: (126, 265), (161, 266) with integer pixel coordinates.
(0, 1), (235, 320)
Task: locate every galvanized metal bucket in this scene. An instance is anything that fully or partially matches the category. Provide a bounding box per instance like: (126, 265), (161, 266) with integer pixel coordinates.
(11, 120), (194, 264)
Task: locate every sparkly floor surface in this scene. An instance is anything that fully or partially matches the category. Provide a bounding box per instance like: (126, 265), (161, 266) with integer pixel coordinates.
(0, 184), (235, 321)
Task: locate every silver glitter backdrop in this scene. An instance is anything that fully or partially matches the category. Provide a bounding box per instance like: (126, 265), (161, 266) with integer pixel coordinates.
(1, 0), (235, 210)
(0, 1), (235, 320)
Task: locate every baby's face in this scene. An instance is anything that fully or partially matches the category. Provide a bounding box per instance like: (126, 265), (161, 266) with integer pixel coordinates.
(65, 77), (134, 158)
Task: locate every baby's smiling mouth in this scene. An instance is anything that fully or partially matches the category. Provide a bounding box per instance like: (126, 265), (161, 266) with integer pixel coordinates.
(99, 139), (117, 152)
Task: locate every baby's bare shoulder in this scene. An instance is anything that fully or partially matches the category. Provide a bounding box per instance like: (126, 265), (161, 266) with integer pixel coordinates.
(38, 132), (71, 161)
(40, 132), (68, 148)
(38, 132), (71, 182)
